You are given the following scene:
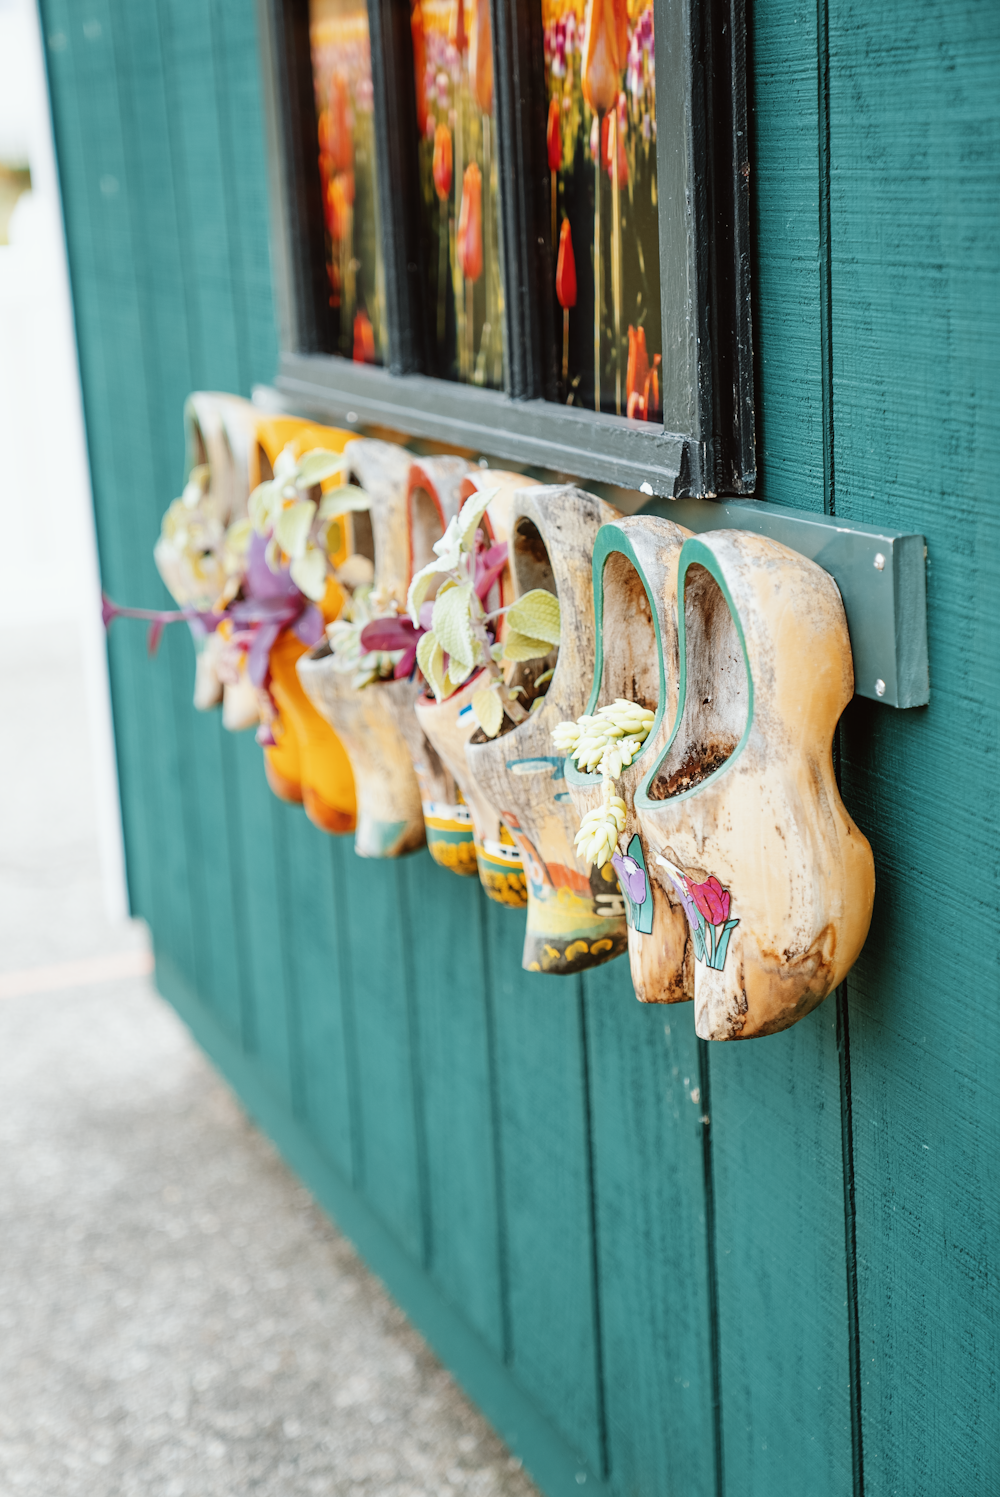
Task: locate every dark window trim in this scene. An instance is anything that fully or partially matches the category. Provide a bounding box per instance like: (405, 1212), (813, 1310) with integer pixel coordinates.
(257, 0), (754, 499)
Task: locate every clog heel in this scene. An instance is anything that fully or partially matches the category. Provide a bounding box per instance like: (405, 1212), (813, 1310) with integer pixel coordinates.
(635, 531), (875, 1040)
(297, 439), (426, 859)
(564, 514), (694, 1000)
(413, 471), (538, 907)
(466, 486), (629, 974)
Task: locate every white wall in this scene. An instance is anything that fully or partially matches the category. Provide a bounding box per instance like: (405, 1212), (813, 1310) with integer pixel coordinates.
(0, 0), (128, 920)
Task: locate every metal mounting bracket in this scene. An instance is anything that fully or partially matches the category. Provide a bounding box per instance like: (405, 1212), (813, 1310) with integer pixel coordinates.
(643, 497), (928, 708)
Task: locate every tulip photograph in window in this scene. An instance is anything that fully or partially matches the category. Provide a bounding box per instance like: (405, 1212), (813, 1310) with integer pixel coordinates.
(308, 0), (387, 365)
(410, 0), (506, 389)
(543, 0), (661, 419)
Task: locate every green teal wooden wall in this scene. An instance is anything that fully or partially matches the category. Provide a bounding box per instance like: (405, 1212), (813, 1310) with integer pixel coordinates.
(41, 2), (998, 1493)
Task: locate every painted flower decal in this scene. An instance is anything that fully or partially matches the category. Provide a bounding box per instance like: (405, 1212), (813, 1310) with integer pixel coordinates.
(688, 876), (730, 926)
(655, 857), (740, 972)
(611, 852), (646, 906)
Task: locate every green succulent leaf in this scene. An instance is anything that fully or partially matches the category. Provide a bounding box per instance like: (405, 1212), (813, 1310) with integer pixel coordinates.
(502, 630), (554, 662)
(472, 684), (504, 738)
(290, 547), (328, 601)
(457, 487), (497, 552)
(432, 581), (477, 668)
(317, 484), (370, 520)
(297, 448), (348, 488)
(407, 559), (440, 624)
(248, 479), (280, 533)
(274, 498), (317, 559)
(506, 588), (561, 646)
(416, 630), (447, 700)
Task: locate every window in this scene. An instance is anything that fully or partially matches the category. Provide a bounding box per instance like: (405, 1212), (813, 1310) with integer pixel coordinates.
(260, 0), (754, 498)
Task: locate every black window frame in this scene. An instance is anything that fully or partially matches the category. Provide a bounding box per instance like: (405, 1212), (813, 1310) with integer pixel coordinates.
(257, 0), (754, 498)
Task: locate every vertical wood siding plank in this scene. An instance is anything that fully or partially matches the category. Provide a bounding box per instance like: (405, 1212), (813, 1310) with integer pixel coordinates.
(706, 5), (858, 1491)
(750, 0), (828, 510)
(40, 0), (197, 985)
(827, 5), (1000, 1491)
(339, 856), (423, 1258)
(205, 0), (279, 386)
(582, 963), (717, 1497)
(111, 0), (252, 1037)
(227, 732), (294, 1105)
(278, 810), (355, 1174)
(708, 1013), (855, 1495)
(487, 903), (604, 1476)
(400, 856), (505, 1357)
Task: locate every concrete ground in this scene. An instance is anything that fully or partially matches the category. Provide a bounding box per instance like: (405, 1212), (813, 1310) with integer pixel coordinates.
(0, 624), (539, 1497)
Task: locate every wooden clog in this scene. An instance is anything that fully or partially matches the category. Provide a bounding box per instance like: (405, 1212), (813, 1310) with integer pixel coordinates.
(634, 530), (875, 1040)
(382, 456), (479, 874)
(297, 439), (426, 858)
(413, 470), (538, 905)
(564, 514), (695, 1000)
(466, 486), (631, 973)
(254, 417), (358, 831)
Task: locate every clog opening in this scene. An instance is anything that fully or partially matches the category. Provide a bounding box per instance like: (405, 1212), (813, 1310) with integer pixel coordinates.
(190, 416), (209, 470)
(256, 444), (273, 482)
(508, 517), (558, 708)
(647, 563), (748, 799)
(409, 484), (446, 573)
(599, 551), (658, 713)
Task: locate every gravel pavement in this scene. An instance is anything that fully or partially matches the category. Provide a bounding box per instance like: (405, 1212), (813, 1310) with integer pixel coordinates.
(0, 624), (539, 1497)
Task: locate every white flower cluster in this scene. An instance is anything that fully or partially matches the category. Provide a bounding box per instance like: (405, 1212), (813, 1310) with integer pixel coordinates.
(575, 793), (627, 869)
(551, 700), (654, 774)
(552, 699), (656, 869)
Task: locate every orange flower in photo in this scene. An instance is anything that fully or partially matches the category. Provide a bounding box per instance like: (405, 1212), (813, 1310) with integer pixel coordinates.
(602, 103), (628, 185)
(449, 0), (467, 56)
(433, 123), (453, 200)
(626, 324), (649, 416)
(556, 218), (577, 309)
(468, 0), (493, 114)
(411, 3), (428, 137)
(582, 0), (626, 116)
(353, 309), (375, 363)
(326, 175), (349, 242)
(457, 162), (483, 281)
(327, 71), (353, 174)
(547, 96), (562, 173)
(626, 324), (661, 419)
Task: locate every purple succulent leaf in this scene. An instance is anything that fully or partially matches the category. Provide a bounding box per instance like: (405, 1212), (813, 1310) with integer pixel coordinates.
(360, 616), (421, 652)
(247, 620), (282, 688)
(246, 532), (300, 604)
(393, 643), (419, 679)
(292, 603), (325, 648)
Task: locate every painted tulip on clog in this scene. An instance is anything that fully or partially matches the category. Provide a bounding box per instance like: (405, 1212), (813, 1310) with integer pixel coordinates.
(634, 530), (875, 1040)
(564, 514), (694, 1001)
(467, 485), (629, 975)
